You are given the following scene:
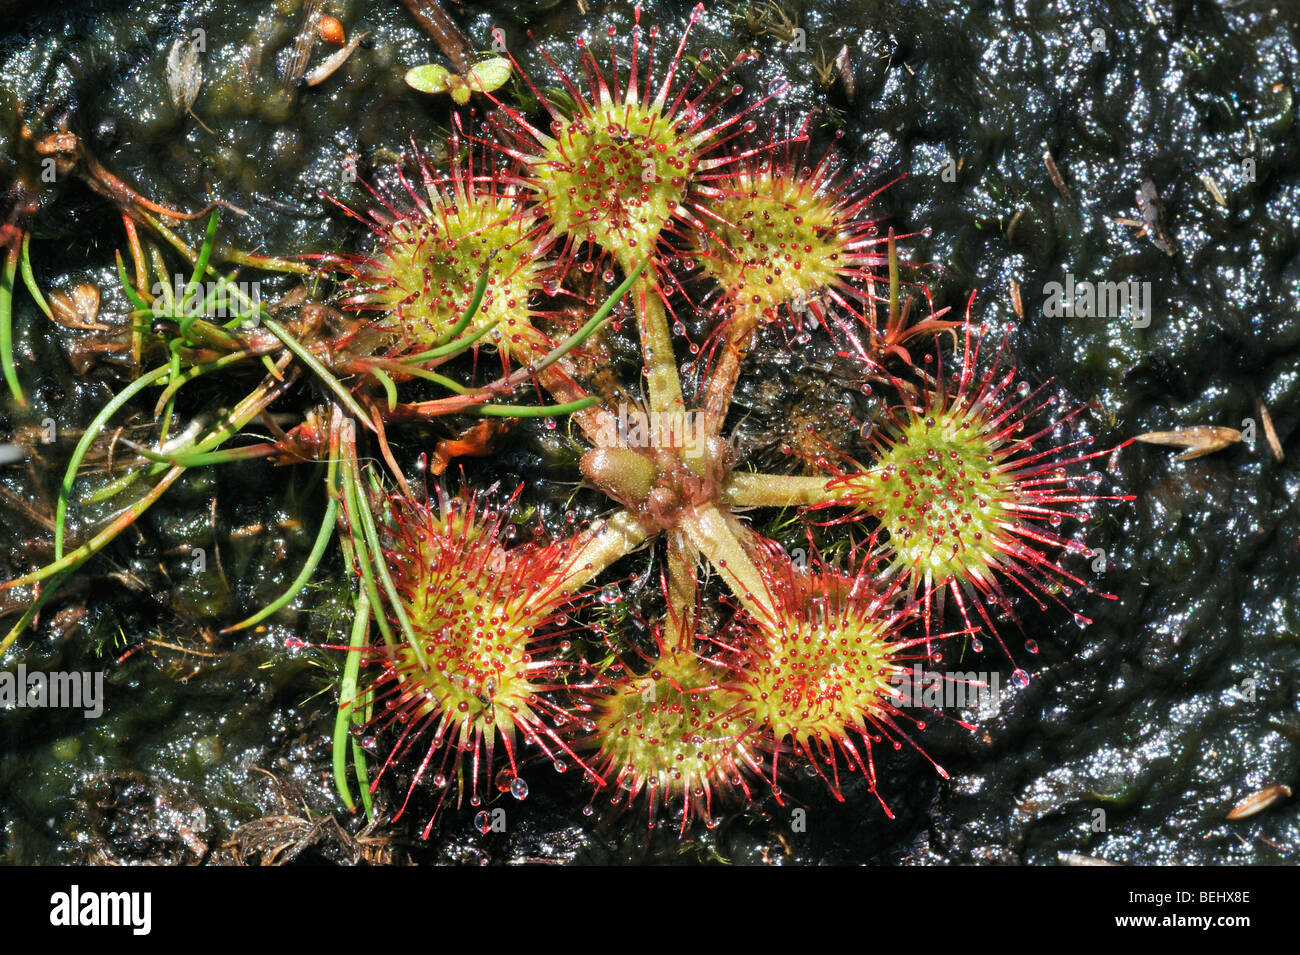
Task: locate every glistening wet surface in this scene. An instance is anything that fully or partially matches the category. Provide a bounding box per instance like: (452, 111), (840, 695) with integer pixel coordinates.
(0, 0), (1296, 864)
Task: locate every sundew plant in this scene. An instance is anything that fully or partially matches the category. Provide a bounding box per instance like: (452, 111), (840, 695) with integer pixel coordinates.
(0, 3), (1141, 853)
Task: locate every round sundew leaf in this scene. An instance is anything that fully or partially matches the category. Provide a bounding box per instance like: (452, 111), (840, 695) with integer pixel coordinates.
(698, 169), (855, 314)
(356, 491), (586, 820)
(534, 100), (698, 258)
(589, 646), (757, 829)
(343, 183), (547, 359)
(404, 63), (453, 94)
(466, 57), (512, 93)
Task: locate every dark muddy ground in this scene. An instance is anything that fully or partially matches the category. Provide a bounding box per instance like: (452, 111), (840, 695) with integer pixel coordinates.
(0, 0), (1297, 865)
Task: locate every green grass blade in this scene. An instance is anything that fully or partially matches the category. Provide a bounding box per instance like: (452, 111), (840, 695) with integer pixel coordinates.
(82, 468), (144, 505)
(1, 240), (25, 406)
(335, 521), (380, 818)
(351, 736), (374, 821)
(0, 569), (72, 660)
(379, 366), (465, 394)
(332, 590), (370, 811)
(14, 465), (187, 589)
(19, 234), (52, 320)
(158, 341), (185, 444)
(153, 351), (250, 417)
(261, 316), (374, 429)
(344, 455), (425, 668)
(493, 256), (649, 384)
(115, 252), (150, 311)
(397, 319), (497, 364)
(130, 442), (276, 468)
(433, 255), (492, 347)
(178, 211), (219, 341)
(151, 247), (175, 314)
(55, 364), (172, 560)
(224, 464), (340, 632)
(477, 395), (598, 417)
(368, 366), (398, 411)
(15, 366), (292, 592)
(338, 459), (395, 649)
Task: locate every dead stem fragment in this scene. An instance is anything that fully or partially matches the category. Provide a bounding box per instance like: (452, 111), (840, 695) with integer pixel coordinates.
(1008, 276), (1023, 318)
(222, 769), (402, 865)
(1135, 426), (1241, 461)
(165, 34), (203, 112)
(1136, 178), (1177, 255)
(1042, 145), (1072, 202)
(398, 0), (474, 75)
(282, 0), (324, 94)
(1058, 852), (1122, 866)
(1257, 399), (1284, 461)
(1005, 207), (1025, 241)
(305, 32), (369, 87)
(1226, 784), (1292, 820)
(1199, 171), (1227, 208)
(834, 44), (855, 99)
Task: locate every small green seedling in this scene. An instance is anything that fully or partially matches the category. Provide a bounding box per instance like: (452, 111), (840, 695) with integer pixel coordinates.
(404, 57), (511, 105)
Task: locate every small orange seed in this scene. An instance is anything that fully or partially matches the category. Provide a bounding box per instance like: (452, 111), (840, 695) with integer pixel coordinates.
(318, 15), (346, 46)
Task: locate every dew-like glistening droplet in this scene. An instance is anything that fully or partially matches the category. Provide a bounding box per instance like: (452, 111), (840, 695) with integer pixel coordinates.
(1011, 668), (1030, 688)
(474, 811), (491, 834)
(510, 777), (529, 800)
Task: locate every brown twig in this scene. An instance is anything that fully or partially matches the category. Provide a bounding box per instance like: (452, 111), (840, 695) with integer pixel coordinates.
(398, 0), (474, 75)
